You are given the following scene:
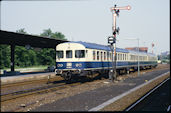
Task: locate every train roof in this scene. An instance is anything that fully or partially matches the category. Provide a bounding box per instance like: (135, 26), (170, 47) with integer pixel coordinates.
(66, 41), (129, 53)
(127, 49), (156, 56)
(64, 41), (156, 56)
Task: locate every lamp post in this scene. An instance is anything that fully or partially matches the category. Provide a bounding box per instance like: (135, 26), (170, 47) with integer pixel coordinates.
(108, 4), (131, 82)
(125, 38), (140, 76)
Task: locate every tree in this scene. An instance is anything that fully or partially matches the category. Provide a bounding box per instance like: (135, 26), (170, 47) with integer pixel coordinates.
(0, 28), (67, 69)
(40, 28), (52, 37)
(52, 32), (66, 40)
(40, 28), (67, 40)
(0, 45), (10, 69)
(39, 28), (67, 66)
(16, 28), (27, 34)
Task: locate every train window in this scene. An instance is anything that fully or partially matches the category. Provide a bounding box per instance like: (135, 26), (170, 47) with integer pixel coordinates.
(132, 55), (134, 60)
(56, 51), (63, 59)
(131, 55), (133, 60)
(93, 51), (96, 60)
(97, 51), (99, 60)
(120, 54), (122, 60)
(75, 50), (85, 58)
(120, 54), (121, 60)
(101, 52), (103, 60)
(107, 52), (109, 60)
(66, 50), (72, 58)
(110, 52), (112, 60)
(116, 53), (117, 60)
(104, 52), (106, 60)
(118, 54), (120, 60)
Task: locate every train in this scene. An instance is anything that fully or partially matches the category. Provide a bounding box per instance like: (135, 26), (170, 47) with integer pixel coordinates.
(55, 41), (158, 81)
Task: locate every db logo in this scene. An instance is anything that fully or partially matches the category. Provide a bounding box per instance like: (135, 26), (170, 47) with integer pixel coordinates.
(76, 63), (82, 67)
(57, 64), (63, 67)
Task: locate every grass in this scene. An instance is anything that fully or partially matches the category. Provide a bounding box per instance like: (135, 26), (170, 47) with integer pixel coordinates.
(2, 65), (49, 72)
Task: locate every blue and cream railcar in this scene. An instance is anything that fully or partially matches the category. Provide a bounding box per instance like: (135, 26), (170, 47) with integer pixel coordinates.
(55, 41), (157, 80)
(126, 50), (157, 72)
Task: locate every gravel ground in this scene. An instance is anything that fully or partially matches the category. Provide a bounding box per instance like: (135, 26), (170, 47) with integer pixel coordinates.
(0, 64), (170, 112)
(1, 76), (62, 95)
(31, 68), (169, 111)
(1, 78), (111, 111)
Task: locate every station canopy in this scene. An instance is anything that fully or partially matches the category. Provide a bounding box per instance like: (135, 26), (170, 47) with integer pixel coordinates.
(0, 30), (68, 48)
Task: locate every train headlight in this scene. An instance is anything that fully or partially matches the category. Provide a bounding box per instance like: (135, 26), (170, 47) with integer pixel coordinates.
(75, 63), (82, 67)
(57, 64), (63, 67)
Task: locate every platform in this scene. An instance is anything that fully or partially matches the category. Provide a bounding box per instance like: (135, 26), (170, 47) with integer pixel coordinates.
(1, 72), (56, 85)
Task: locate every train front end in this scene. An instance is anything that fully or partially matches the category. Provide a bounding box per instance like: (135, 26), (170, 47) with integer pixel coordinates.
(55, 42), (87, 81)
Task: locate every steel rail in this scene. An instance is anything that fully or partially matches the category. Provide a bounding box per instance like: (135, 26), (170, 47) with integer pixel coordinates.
(1, 81), (81, 102)
(1, 66), (168, 103)
(1, 76), (61, 88)
(1, 73), (102, 102)
(125, 77), (170, 111)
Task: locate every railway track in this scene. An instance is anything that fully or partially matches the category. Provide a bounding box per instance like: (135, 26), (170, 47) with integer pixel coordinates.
(125, 77), (170, 111)
(1, 75), (62, 88)
(1, 65), (169, 112)
(1, 73), (102, 102)
(0, 66), (155, 89)
(1, 81), (81, 102)
(1, 64), (167, 89)
(1, 65), (169, 104)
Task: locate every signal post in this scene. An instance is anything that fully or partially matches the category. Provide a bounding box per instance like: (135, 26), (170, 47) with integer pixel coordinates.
(108, 4), (131, 82)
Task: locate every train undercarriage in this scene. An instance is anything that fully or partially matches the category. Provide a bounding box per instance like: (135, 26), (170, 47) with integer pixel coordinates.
(55, 64), (157, 81)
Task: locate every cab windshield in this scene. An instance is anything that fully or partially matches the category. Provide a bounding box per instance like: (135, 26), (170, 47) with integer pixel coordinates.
(66, 50), (72, 58)
(75, 50), (85, 58)
(56, 51), (63, 59)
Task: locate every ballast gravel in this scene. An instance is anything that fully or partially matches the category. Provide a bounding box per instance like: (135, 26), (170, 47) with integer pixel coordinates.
(0, 64), (169, 112)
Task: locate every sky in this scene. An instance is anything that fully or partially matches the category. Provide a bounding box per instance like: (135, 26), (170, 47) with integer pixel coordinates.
(0, 0), (170, 55)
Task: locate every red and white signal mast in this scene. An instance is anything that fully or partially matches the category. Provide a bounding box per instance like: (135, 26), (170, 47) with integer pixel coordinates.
(108, 4), (131, 82)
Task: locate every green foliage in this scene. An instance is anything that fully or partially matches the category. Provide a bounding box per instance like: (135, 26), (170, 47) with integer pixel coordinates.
(158, 53), (170, 64)
(0, 28), (67, 69)
(40, 28), (52, 37)
(36, 48), (55, 66)
(0, 45), (11, 69)
(16, 28), (27, 34)
(15, 46), (38, 67)
(40, 28), (67, 40)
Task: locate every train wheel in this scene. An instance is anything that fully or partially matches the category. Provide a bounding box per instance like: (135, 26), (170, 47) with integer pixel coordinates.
(63, 72), (72, 81)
